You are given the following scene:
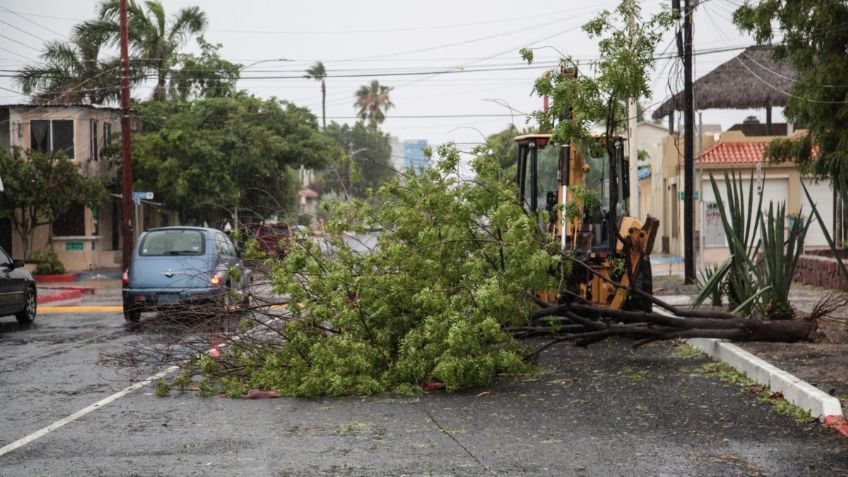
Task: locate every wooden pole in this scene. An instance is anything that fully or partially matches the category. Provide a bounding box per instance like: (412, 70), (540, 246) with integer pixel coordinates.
(683, 0), (696, 283)
(119, 0), (134, 270)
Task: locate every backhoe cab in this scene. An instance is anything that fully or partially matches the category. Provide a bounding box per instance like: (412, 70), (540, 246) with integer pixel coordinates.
(514, 133), (658, 311)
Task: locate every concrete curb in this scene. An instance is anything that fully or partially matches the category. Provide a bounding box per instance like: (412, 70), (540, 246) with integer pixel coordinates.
(36, 287), (94, 305)
(36, 288), (85, 305)
(687, 338), (844, 424)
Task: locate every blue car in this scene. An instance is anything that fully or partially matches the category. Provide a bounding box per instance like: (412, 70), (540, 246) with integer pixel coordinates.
(122, 226), (252, 322)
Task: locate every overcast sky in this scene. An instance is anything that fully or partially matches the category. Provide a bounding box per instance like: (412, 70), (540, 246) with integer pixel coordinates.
(0, 0), (780, 149)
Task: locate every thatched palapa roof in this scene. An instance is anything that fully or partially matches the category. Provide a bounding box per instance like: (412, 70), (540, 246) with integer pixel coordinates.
(652, 45), (797, 119)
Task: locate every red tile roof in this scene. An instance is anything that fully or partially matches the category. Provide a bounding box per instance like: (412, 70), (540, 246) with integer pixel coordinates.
(697, 141), (767, 165)
(298, 187), (319, 199)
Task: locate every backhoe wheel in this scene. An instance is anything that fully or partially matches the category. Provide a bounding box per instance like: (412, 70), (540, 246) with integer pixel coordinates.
(625, 258), (653, 313)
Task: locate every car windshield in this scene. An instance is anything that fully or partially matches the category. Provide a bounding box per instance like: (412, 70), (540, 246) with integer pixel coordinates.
(140, 230), (205, 256)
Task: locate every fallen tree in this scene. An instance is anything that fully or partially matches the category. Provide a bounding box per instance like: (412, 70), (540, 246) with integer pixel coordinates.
(132, 146), (844, 399)
(119, 0), (847, 397)
(517, 261), (846, 358)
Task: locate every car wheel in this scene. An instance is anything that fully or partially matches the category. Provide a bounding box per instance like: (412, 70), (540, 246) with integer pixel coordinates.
(123, 304), (142, 323)
(15, 286), (37, 324)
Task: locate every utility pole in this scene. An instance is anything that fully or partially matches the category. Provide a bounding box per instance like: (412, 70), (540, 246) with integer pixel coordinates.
(119, 0), (134, 270)
(683, 0), (696, 283)
(698, 111), (704, 270)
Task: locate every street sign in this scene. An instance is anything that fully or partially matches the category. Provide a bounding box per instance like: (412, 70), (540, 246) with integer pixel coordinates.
(678, 191), (700, 201)
(132, 191), (154, 200)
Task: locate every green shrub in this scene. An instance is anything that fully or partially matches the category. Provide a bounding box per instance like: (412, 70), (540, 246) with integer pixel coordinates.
(30, 250), (66, 275)
(297, 214), (312, 227)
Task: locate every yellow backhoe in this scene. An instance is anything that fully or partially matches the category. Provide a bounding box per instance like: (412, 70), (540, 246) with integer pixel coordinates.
(514, 133), (658, 311)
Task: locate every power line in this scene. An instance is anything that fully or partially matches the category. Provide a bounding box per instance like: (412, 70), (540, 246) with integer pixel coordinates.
(0, 33), (42, 52)
(0, 18), (54, 45)
(0, 45), (753, 79)
(328, 114), (518, 119)
(0, 63), (557, 80)
(349, 15), (588, 63)
(0, 5), (70, 39)
(0, 46), (34, 61)
(206, 8), (600, 35)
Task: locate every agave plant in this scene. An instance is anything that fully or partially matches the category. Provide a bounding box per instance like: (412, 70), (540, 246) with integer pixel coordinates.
(696, 263), (725, 306)
(694, 171), (763, 313)
(757, 202), (811, 320)
(696, 171), (817, 320)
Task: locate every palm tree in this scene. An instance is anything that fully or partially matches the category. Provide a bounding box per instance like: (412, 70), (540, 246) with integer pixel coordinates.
(354, 80), (394, 126)
(305, 61), (327, 130)
(15, 31), (119, 104)
(96, 0), (207, 101)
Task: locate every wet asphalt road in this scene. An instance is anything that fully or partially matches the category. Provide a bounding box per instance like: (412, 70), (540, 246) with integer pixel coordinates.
(1, 307), (847, 476)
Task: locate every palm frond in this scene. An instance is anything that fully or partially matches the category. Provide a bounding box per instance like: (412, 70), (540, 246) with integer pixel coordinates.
(305, 61), (326, 80)
(167, 5), (207, 43)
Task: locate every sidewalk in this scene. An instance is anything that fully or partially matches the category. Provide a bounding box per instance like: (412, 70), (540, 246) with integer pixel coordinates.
(653, 276), (848, 437)
(36, 269), (122, 305)
(650, 254), (683, 277)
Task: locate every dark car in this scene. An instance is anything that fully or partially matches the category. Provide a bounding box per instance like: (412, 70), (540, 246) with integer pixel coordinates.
(122, 226), (252, 322)
(0, 246), (37, 325)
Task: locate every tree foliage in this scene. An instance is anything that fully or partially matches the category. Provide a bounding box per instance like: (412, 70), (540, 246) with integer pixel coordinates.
(354, 80), (394, 126)
(476, 124), (535, 175)
(94, 0), (208, 101)
(521, 0), (672, 154)
(132, 96), (339, 225)
(15, 30), (120, 104)
(170, 36), (241, 101)
(733, 0), (848, 185)
(191, 147), (560, 396)
(0, 149), (109, 257)
(321, 121), (396, 199)
(17, 0), (212, 104)
(304, 61), (327, 130)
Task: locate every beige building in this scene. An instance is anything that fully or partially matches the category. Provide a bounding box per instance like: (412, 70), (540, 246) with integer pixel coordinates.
(693, 128), (835, 264)
(0, 104), (145, 271)
(633, 119), (836, 264)
(634, 121), (721, 254)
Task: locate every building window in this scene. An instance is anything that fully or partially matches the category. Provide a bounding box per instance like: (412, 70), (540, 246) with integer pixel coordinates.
(103, 122), (112, 146)
(30, 120), (49, 152)
(53, 204), (86, 237)
(90, 119), (98, 161)
(30, 119), (75, 159)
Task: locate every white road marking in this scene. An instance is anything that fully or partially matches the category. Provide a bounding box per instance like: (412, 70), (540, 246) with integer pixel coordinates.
(0, 310), (288, 457)
(0, 365), (179, 457)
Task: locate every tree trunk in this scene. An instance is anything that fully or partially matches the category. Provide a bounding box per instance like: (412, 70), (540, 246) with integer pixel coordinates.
(321, 80), (326, 130)
(518, 290), (843, 356)
(154, 70), (167, 102)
